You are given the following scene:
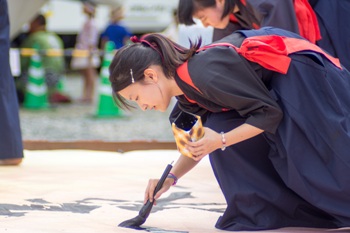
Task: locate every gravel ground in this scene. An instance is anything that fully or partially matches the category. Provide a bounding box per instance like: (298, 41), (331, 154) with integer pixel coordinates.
(19, 74), (175, 142)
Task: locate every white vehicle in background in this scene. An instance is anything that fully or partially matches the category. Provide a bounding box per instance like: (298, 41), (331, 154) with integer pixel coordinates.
(8, 0), (179, 39)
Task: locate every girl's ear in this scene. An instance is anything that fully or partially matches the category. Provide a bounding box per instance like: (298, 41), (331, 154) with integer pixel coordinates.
(144, 68), (158, 83)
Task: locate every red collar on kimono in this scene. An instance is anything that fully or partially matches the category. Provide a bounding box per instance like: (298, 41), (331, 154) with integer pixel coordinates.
(177, 35), (342, 102)
(229, 11), (260, 29)
(293, 0), (321, 43)
(231, 0), (320, 43)
(229, 13), (239, 24)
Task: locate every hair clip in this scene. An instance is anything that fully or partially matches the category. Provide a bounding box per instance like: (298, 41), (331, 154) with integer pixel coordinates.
(130, 69), (135, 83)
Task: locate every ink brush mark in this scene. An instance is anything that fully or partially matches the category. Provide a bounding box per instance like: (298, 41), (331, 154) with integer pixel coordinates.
(118, 161), (173, 228)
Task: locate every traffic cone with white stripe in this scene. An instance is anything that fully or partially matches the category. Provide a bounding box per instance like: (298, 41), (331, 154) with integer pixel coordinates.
(95, 41), (123, 117)
(23, 51), (49, 109)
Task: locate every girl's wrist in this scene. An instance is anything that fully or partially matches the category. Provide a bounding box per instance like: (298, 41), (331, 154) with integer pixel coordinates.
(220, 132), (226, 151)
(167, 172), (178, 186)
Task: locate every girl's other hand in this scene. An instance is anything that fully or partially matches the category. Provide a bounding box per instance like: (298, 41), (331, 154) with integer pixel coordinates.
(186, 127), (221, 161)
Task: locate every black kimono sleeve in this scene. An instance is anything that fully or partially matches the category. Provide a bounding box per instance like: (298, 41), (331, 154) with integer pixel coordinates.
(311, 0), (350, 71)
(247, 0), (299, 34)
(187, 45), (283, 133)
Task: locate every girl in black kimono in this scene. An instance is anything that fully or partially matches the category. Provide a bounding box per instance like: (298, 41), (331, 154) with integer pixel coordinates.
(177, 0), (320, 43)
(109, 27), (350, 231)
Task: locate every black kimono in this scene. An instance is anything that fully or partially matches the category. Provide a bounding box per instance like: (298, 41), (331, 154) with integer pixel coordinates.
(309, 0), (350, 71)
(213, 0), (313, 42)
(0, 0), (24, 160)
(171, 27), (350, 230)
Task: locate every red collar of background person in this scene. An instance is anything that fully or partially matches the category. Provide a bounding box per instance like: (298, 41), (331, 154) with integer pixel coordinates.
(293, 0), (321, 43)
(230, 0), (321, 43)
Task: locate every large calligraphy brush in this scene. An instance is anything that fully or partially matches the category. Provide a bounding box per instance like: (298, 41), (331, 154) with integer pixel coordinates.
(118, 162), (173, 228)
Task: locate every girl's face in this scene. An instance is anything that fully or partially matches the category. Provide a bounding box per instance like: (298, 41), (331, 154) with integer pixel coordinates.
(118, 66), (176, 112)
(193, 0), (230, 29)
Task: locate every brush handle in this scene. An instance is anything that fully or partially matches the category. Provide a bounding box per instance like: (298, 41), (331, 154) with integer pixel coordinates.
(138, 163), (173, 218)
(154, 163), (173, 195)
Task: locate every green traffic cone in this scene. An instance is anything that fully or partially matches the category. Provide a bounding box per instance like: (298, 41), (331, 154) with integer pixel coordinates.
(55, 77), (65, 92)
(23, 51), (49, 109)
(95, 41), (123, 118)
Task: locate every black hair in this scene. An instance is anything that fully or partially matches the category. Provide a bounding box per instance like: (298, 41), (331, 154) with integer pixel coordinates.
(178, 0), (236, 26)
(177, 0), (196, 25)
(109, 34), (202, 109)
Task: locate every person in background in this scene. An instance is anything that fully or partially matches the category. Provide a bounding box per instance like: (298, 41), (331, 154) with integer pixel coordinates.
(71, 0), (100, 104)
(177, 0), (350, 72)
(0, 0), (24, 165)
(108, 28), (350, 230)
(19, 14), (71, 104)
(177, 0), (320, 43)
(100, 5), (132, 50)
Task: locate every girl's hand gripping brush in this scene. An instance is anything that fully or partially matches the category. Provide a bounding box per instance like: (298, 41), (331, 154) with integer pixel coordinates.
(118, 162), (173, 228)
